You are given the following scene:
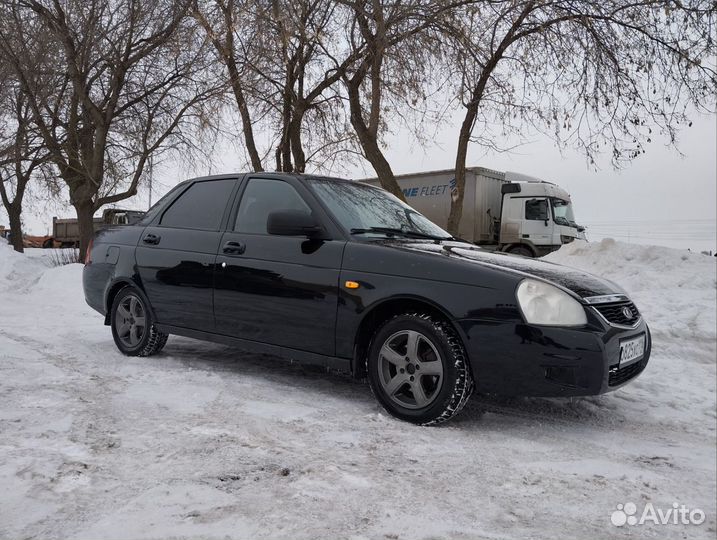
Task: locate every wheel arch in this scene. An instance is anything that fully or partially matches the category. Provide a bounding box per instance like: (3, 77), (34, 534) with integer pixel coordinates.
(351, 295), (464, 379)
(103, 278), (151, 325)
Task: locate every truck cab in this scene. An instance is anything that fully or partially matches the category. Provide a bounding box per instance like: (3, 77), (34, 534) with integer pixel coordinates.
(499, 176), (584, 257)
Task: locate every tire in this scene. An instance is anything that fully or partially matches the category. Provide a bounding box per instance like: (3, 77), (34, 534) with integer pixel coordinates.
(366, 312), (474, 425)
(508, 245), (534, 257)
(110, 287), (168, 357)
(42, 238), (54, 249)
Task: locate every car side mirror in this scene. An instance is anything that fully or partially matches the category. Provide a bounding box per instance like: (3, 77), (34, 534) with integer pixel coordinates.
(544, 218), (549, 226)
(267, 210), (323, 238)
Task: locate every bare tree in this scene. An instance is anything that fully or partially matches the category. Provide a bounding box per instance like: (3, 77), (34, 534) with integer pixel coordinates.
(339, 0), (464, 200)
(256, 0), (362, 173)
(0, 58), (49, 252)
(443, 0), (717, 235)
(193, 0), (363, 174)
(0, 0), (222, 258)
(191, 0), (265, 171)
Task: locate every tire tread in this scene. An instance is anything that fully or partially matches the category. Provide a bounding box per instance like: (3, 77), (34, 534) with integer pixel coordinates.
(137, 327), (168, 357)
(366, 312), (474, 425)
(111, 286), (168, 357)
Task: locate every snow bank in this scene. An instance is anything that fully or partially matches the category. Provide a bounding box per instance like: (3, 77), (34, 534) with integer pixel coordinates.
(544, 238), (716, 361)
(0, 244), (46, 293)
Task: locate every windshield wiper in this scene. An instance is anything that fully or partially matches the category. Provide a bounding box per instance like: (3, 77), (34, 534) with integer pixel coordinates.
(350, 226), (451, 241)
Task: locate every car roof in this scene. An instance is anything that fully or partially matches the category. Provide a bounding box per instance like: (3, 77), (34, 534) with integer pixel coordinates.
(181, 171), (379, 189)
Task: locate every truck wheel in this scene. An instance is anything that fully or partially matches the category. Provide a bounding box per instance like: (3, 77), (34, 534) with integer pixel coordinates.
(42, 238), (54, 249)
(508, 245), (534, 257)
(110, 287), (168, 357)
(366, 313), (473, 425)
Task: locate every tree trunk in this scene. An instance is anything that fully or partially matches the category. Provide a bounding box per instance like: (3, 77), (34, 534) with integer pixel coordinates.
(74, 200), (95, 261)
(346, 81), (404, 201)
(7, 205), (24, 253)
(288, 109), (306, 173)
(359, 131), (403, 200)
(226, 58), (264, 172)
(446, 6), (529, 236)
(447, 106), (477, 236)
(275, 147), (282, 172)
(279, 80), (294, 172)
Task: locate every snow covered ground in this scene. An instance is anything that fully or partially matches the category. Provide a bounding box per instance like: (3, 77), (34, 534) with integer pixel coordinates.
(0, 240), (715, 539)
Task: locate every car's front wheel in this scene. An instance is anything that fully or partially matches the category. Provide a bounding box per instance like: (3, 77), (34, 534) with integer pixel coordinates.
(507, 245), (534, 257)
(366, 313), (473, 425)
(110, 287), (168, 357)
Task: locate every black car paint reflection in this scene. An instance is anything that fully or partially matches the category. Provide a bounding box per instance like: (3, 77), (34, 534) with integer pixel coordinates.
(156, 260), (214, 288)
(215, 264), (327, 300)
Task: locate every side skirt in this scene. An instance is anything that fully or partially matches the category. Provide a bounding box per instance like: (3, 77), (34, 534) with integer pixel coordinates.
(155, 324), (352, 373)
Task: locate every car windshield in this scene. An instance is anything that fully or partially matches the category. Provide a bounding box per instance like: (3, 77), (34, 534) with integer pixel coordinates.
(307, 178), (452, 240)
(551, 198), (577, 227)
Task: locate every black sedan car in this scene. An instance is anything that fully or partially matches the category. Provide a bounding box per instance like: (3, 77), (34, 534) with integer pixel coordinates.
(83, 173), (650, 425)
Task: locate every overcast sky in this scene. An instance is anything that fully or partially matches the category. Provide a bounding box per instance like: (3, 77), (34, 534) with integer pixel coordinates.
(4, 108), (716, 253)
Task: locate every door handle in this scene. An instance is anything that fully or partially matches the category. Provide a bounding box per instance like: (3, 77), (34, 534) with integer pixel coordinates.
(142, 233), (161, 245)
(223, 241), (246, 255)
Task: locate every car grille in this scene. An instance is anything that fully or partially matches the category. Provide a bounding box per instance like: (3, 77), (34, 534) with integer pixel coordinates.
(609, 357), (647, 386)
(593, 301), (640, 326)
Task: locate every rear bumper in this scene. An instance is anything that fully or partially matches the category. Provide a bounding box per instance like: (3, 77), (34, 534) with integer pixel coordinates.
(456, 315), (651, 397)
(82, 263), (109, 316)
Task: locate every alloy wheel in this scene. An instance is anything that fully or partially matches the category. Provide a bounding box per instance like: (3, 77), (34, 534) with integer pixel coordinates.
(377, 329), (444, 409)
(114, 294), (146, 348)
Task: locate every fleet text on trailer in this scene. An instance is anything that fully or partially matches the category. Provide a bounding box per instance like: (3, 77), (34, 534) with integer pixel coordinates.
(363, 167), (585, 257)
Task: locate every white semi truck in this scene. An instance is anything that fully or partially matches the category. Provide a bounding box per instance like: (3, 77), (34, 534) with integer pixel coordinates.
(363, 167), (585, 257)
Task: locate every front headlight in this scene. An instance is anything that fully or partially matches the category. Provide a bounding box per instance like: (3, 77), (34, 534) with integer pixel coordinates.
(516, 279), (587, 326)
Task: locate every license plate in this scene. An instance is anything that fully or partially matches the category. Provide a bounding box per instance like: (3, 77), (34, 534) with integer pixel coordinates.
(620, 334), (645, 367)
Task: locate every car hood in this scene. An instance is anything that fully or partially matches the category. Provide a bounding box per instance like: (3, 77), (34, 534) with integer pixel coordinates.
(385, 240), (623, 300)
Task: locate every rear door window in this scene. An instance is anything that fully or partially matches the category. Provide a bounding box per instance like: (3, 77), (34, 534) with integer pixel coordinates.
(160, 179), (236, 230)
(138, 184), (186, 226)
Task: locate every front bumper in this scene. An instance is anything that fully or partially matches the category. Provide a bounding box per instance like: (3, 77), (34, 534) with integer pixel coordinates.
(456, 311), (651, 397)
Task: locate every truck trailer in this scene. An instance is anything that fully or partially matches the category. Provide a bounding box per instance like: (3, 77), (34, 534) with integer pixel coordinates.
(362, 167), (584, 257)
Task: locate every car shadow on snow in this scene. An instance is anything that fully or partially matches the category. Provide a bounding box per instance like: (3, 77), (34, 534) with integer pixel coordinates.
(157, 337), (375, 402)
(154, 336), (628, 430)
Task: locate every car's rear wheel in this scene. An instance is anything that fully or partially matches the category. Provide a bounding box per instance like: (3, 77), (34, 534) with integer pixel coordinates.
(110, 287), (168, 357)
(366, 313), (473, 425)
